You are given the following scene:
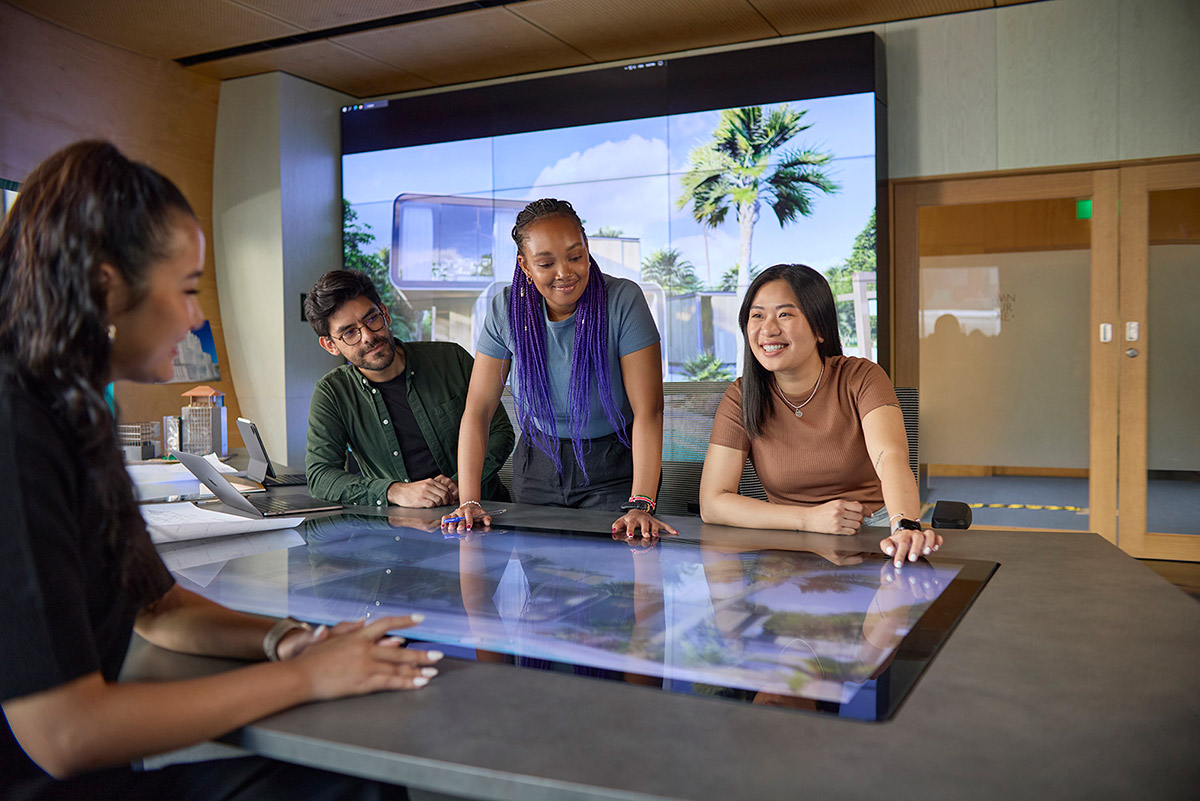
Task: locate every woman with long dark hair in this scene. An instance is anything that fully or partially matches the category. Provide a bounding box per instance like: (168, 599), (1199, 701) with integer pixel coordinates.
(698, 264), (940, 566)
(0, 142), (438, 800)
(441, 198), (673, 537)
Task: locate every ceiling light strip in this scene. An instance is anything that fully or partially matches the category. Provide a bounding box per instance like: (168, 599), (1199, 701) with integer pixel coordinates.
(176, 0), (533, 66)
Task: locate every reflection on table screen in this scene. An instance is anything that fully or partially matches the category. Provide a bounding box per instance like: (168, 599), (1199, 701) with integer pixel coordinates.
(173, 516), (971, 716)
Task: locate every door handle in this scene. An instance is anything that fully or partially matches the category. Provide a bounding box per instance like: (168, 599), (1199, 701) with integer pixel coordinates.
(1125, 348), (1140, 358)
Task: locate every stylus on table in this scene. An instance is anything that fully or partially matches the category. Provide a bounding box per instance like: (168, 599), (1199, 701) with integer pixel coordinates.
(440, 508), (507, 524)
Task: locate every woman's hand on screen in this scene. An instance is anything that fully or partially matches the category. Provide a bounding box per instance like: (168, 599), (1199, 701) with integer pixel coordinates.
(288, 616), (442, 700)
(440, 503), (491, 533)
(612, 509), (677, 539)
(880, 526), (942, 568)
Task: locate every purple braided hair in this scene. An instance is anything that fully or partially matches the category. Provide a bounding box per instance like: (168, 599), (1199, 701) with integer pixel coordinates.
(508, 199), (629, 480)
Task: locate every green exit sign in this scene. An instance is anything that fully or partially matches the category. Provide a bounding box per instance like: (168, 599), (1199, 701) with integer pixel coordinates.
(1076, 199), (1092, 220)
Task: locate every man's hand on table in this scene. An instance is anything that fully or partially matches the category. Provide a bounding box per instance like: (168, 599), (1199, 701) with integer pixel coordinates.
(387, 476), (458, 508)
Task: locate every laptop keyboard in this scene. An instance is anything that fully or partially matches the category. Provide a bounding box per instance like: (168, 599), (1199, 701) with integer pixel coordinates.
(248, 495), (318, 515)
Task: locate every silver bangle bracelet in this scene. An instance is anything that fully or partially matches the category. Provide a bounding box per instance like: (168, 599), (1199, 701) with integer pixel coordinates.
(263, 617), (312, 662)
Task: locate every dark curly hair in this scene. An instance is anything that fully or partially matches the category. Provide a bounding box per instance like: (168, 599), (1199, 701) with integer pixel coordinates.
(304, 269), (384, 338)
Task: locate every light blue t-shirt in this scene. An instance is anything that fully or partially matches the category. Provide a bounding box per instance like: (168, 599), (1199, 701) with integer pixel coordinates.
(476, 275), (660, 438)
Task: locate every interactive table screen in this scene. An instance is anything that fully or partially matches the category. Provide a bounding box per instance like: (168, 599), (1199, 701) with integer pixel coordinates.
(168, 515), (996, 721)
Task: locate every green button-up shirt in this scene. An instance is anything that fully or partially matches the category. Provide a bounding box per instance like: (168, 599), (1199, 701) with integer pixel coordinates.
(305, 340), (514, 507)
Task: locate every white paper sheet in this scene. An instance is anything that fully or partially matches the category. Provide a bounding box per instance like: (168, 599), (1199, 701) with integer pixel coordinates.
(161, 529), (306, 587)
(141, 502), (304, 543)
(127, 453), (237, 484)
(156, 528), (307, 572)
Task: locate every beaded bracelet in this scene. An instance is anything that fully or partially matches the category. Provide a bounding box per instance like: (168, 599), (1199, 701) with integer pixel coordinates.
(460, 500), (484, 510)
(622, 494), (656, 514)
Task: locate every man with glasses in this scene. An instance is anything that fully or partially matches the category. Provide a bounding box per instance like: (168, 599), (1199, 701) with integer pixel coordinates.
(303, 270), (514, 508)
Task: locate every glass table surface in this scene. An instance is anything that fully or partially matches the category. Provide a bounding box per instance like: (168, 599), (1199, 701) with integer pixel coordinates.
(164, 514), (997, 721)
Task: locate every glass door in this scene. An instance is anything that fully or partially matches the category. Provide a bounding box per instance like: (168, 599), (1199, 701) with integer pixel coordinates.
(1117, 161), (1200, 560)
(893, 172), (1119, 540)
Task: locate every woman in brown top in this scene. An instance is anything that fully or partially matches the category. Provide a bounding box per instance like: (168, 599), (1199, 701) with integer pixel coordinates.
(699, 264), (941, 567)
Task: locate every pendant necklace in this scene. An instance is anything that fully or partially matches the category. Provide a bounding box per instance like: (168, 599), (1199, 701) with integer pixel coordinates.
(775, 361), (824, 419)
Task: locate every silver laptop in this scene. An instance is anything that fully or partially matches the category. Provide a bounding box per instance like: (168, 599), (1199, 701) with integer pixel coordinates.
(170, 450), (342, 518)
(236, 417), (307, 486)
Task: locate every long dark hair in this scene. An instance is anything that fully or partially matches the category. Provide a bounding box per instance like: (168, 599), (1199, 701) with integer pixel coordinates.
(508, 198), (627, 479)
(738, 264), (843, 438)
(0, 141), (195, 603)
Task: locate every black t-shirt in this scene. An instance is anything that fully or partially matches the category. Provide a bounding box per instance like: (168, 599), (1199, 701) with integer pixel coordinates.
(371, 372), (441, 482)
(0, 365), (174, 794)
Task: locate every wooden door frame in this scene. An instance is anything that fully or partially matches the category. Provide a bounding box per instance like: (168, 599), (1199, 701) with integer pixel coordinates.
(1117, 159), (1200, 560)
(890, 170), (1118, 543)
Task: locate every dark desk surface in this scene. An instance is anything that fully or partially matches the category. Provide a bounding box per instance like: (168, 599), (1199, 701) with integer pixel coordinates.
(125, 503), (1200, 801)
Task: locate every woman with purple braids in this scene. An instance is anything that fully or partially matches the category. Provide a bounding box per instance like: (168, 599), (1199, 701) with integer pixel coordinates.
(441, 198), (675, 537)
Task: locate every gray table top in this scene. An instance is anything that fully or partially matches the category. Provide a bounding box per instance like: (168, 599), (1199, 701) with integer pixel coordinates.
(125, 504), (1200, 801)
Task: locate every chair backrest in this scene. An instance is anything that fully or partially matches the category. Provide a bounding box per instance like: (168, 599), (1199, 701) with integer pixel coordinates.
(657, 381), (766, 515)
(495, 383), (918, 517)
(497, 388), (518, 492)
(894, 386), (920, 488)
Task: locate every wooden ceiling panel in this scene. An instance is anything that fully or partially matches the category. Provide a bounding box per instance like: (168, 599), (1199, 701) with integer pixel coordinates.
(510, 0), (780, 62)
(187, 41), (434, 98)
(752, 0), (990, 36)
(12, 0), (1046, 99)
(236, 0), (461, 32)
(334, 8), (591, 86)
(4, 0), (302, 60)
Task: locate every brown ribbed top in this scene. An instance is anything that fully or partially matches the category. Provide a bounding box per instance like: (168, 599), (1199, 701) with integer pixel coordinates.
(710, 355), (898, 511)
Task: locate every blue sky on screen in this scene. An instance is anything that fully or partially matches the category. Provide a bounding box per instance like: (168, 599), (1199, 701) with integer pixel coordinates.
(343, 92), (876, 283)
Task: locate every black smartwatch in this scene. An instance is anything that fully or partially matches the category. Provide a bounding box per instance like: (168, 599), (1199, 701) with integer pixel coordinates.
(620, 499), (654, 513)
(895, 518), (922, 532)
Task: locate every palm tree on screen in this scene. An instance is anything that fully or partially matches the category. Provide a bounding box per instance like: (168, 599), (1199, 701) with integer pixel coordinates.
(677, 105), (840, 293)
(641, 247), (701, 296)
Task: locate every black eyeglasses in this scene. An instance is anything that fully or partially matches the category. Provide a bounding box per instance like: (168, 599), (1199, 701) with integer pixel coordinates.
(332, 310), (387, 345)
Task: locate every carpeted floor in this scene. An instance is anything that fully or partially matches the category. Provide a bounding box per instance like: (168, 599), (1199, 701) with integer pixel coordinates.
(923, 474), (1200, 602)
(924, 474), (1200, 535)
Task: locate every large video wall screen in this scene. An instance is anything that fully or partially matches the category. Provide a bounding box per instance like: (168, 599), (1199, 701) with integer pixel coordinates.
(341, 33), (887, 377)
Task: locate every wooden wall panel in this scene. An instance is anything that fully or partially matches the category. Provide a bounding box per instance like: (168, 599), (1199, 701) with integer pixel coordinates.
(1148, 188), (1200, 244)
(918, 198), (1091, 255)
(1116, 167), (1150, 555)
(1088, 169), (1119, 544)
(0, 3), (244, 449)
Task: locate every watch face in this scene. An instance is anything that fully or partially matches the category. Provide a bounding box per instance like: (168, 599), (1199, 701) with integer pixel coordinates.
(898, 518), (922, 531)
